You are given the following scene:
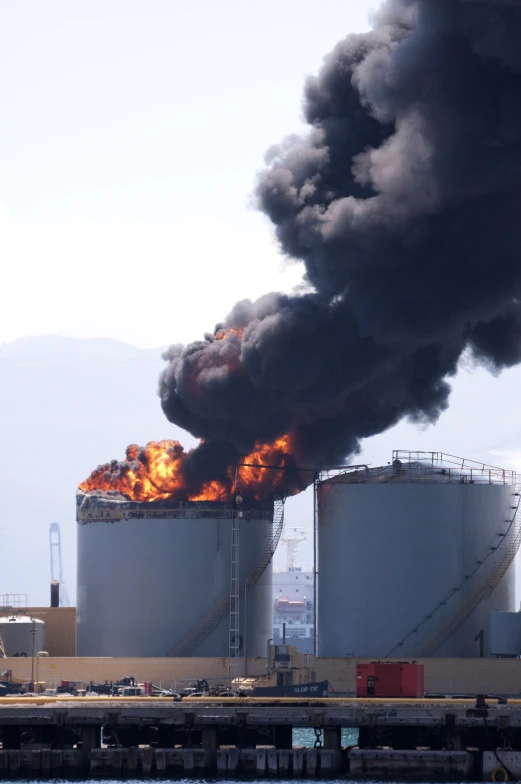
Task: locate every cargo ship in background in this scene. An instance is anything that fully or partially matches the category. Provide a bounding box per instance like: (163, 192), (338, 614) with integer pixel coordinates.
(272, 527), (314, 654)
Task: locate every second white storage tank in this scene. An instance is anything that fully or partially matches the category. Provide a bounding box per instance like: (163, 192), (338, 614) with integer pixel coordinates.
(317, 451), (519, 658)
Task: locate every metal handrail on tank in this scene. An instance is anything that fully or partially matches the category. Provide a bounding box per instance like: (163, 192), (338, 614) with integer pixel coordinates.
(326, 464), (514, 485)
(165, 500), (285, 657)
(393, 450), (516, 484)
(387, 490), (521, 658)
(387, 466), (512, 484)
(0, 595), (28, 613)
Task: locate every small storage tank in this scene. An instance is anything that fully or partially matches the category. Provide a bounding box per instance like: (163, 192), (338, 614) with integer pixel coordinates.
(488, 610), (521, 657)
(317, 451), (520, 658)
(0, 616), (46, 657)
(76, 491), (275, 657)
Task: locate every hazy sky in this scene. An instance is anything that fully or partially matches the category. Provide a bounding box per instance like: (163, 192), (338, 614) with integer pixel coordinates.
(4, 0), (521, 584)
(0, 0), (378, 348)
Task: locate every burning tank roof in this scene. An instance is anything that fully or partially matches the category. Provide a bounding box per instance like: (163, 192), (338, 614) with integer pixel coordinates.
(76, 489), (274, 522)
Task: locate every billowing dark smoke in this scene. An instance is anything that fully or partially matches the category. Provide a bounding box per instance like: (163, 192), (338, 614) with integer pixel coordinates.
(159, 0), (521, 485)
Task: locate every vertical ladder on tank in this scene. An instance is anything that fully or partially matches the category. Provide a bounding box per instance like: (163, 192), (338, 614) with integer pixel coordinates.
(228, 481), (241, 686)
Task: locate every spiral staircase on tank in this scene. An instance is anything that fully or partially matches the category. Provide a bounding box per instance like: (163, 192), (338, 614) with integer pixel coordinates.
(165, 499), (285, 657)
(386, 488), (521, 658)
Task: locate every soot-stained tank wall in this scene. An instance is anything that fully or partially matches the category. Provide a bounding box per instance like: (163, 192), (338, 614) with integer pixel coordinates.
(317, 476), (517, 658)
(76, 495), (273, 657)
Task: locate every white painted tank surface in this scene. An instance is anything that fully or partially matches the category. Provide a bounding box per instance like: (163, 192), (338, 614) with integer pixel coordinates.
(317, 451), (520, 658)
(0, 616), (46, 658)
(76, 492), (274, 657)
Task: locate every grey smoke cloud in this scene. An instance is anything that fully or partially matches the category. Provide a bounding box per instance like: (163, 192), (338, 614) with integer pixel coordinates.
(159, 0), (521, 493)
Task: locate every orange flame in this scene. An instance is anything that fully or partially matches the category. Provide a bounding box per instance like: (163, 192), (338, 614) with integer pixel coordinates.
(79, 434), (298, 503)
(238, 435), (294, 497)
(215, 326), (244, 341)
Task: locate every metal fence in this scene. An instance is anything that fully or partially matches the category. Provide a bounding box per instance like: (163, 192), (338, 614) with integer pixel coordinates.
(319, 450), (516, 486)
(392, 449), (516, 485)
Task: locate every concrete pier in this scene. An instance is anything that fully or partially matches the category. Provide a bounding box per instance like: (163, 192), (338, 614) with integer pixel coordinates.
(0, 744), (514, 778)
(0, 695), (519, 778)
(349, 750), (474, 779)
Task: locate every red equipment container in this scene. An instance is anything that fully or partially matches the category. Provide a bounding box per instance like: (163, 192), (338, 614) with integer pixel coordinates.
(356, 662), (424, 698)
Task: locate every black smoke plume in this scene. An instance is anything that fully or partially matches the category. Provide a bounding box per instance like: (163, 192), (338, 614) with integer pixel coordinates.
(159, 0), (521, 490)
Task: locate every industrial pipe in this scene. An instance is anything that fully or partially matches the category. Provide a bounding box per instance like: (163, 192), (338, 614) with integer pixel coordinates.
(265, 638), (273, 674)
(34, 651), (49, 694)
(50, 581), (59, 608)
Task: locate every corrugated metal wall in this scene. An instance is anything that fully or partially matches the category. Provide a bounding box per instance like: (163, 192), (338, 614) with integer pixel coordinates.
(24, 607), (76, 657)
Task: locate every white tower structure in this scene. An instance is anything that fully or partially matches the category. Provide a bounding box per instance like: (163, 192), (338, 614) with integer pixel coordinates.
(280, 527), (306, 570)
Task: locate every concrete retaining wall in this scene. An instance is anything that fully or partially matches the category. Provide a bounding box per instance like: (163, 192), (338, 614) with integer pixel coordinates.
(3, 654), (521, 696)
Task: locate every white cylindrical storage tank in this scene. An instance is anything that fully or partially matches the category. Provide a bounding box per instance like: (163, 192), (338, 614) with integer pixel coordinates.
(76, 491), (274, 657)
(0, 616), (46, 658)
(317, 454), (519, 658)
